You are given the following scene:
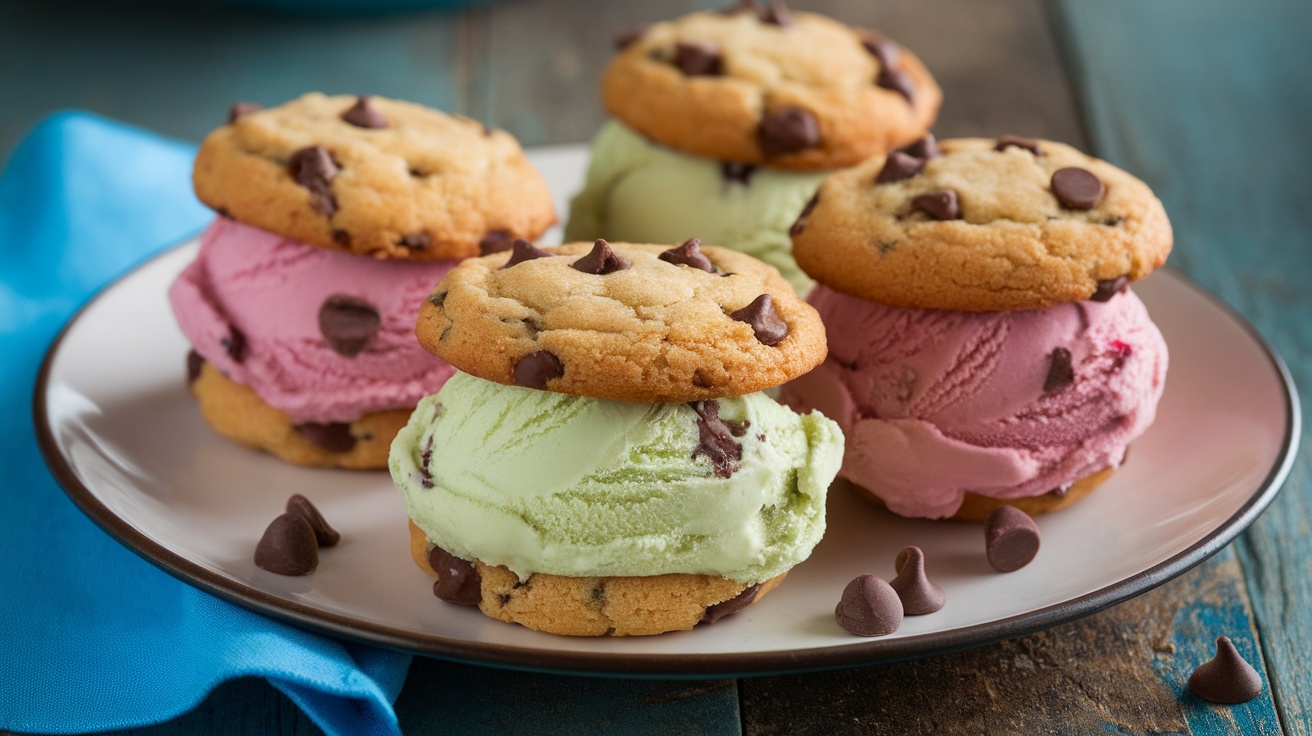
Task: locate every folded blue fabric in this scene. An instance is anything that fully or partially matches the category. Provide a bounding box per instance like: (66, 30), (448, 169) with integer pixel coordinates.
(0, 112), (411, 735)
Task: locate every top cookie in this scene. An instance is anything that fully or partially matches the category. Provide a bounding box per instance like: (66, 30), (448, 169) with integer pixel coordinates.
(193, 93), (557, 261)
(416, 239), (826, 402)
(791, 136), (1173, 311)
(602, 2), (941, 171)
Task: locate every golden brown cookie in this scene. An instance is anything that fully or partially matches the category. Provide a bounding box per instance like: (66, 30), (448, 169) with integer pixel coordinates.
(791, 136), (1173, 311)
(408, 521), (783, 636)
(190, 358), (404, 469)
(415, 239), (827, 402)
(193, 93), (556, 260)
(602, 3), (940, 170)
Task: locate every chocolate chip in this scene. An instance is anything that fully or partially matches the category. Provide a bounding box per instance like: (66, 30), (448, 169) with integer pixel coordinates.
(1189, 637), (1263, 704)
(1051, 167), (1105, 210)
(890, 546), (945, 615)
(428, 546), (482, 606)
(572, 238), (631, 275)
(293, 422), (357, 454)
(789, 193), (819, 237)
(984, 506), (1041, 572)
(1044, 347), (1075, 393)
(877, 67), (916, 101)
(501, 239), (554, 269)
(331, 229), (351, 247)
(340, 95), (388, 129)
(899, 134), (940, 161)
(860, 36), (900, 69)
(215, 207), (234, 220)
(730, 294), (788, 346)
(288, 146), (339, 216)
(228, 102), (262, 124)
(725, 419), (750, 437)
(720, 162), (757, 187)
(835, 574), (902, 637)
(221, 324), (248, 364)
(703, 584), (761, 624)
(614, 25), (648, 50)
(286, 494), (340, 547)
(659, 238), (715, 272)
(186, 350), (204, 385)
(479, 229), (514, 255)
(759, 0), (792, 26)
(429, 291), (447, 308)
(757, 107), (819, 157)
(419, 435), (435, 489)
(875, 150), (927, 184)
(674, 41), (724, 76)
(995, 135), (1044, 156)
(514, 350), (564, 389)
(254, 513), (318, 576)
(318, 295), (380, 357)
(398, 232), (429, 251)
(911, 189), (962, 220)
(691, 400), (743, 478)
(1090, 275), (1129, 302)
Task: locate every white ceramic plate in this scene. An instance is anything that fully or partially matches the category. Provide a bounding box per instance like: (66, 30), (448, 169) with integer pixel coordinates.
(35, 147), (1299, 676)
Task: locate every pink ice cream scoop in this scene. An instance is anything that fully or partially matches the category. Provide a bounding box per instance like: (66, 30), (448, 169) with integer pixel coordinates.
(780, 284), (1168, 519)
(169, 218), (457, 424)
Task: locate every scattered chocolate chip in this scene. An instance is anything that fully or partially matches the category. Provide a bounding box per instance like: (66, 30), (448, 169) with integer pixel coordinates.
(877, 67), (916, 101)
(428, 546), (482, 606)
(228, 102), (262, 124)
(911, 189), (962, 220)
(221, 325), (248, 364)
(514, 350), (564, 389)
(995, 135), (1044, 156)
(1190, 637), (1263, 704)
(479, 229), (514, 255)
(703, 584), (761, 624)
(286, 494), (340, 547)
(900, 134), (940, 160)
(398, 232), (429, 251)
(501, 239), (554, 269)
(876, 150), (927, 184)
(331, 229), (351, 247)
(860, 35), (900, 69)
(720, 162), (757, 187)
(658, 238), (715, 272)
(1044, 347), (1075, 393)
(186, 350), (204, 385)
(984, 506), (1041, 572)
(674, 41), (724, 76)
(759, 0), (792, 26)
(1090, 275), (1129, 302)
(318, 295), (380, 357)
(730, 294), (789, 346)
(890, 546), (945, 615)
(789, 193), (819, 237)
(287, 146), (339, 216)
(691, 400), (743, 478)
(340, 95), (388, 129)
(254, 513), (318, 576)
(835, 574), (903, 636)
(756, 106), (820, 157)
(614, 25), (648, 50)
(1051, 167), (1105, 210)
(572, 238), (631, 275)
(293, 422), (357, 454)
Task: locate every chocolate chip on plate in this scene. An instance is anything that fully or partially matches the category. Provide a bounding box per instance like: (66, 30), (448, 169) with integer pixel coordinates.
(674, 41), (724, 76)
(890, 546), (945, 615)
(1189, 637), (1264, 704)
(319, 295), (380, 357)
(1044, 347), (1075, 394)
(659, 238), (715, 272)
(1051, 167), (1105, 210)
(757, 107), (819, 157)
(254, 513), (319, 576)
(691, 399), (743, 479)
(984, 506), (1041, 572)
(572, 238), (631, 275)
(911, 189), (962, 220)
(293, 422), (357, 454)
(514, 350), (564, 389)
(340, 95), (388, 129)
(730, 294), (789, 345)
(286, 494), (340, 547)
(835, 574), (902, 636)
(703, 584), (761, 623)
(287, 146), (340, 216)
(428, 546), (483, 606)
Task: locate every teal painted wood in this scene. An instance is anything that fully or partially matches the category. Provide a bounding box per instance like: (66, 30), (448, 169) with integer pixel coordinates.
(99, 678), (322, 736)
(1055, 0), (1312, 733)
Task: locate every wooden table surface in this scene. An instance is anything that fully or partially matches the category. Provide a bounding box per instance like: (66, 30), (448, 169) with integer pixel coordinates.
(3, 0), (1309, 733)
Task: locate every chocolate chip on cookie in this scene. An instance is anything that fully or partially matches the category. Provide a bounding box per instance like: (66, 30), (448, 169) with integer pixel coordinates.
(910, 190), (961, 220)
(674, 41), (724, 76)
(287, 146), (339, 217)
(996, 134), (1044, 156)
(572, 239), (631, 274)
(730, 294), (789, 345)
(757, 107), (820, 157)
(340, 95), (388, 129)
(228, 102), (262, 124)
(1051, 167), (1106, 210)
(294, 422), (358, 454)
(429, 546), (483, 605)
(502, 238), (555, 269)
(514, 350), (565, 389)
(659, 238), (715, 272)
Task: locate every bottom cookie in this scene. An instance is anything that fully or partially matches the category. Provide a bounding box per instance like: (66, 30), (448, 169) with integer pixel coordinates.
(189, 355), (408, 469)
(408, 520), (783, 636)
(849, 466), (1116, 522)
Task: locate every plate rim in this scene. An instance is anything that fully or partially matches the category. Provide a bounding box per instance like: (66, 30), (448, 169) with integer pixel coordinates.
(33, 239), (1302, 679)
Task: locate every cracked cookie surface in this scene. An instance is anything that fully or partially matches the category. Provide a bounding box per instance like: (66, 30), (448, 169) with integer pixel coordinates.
(193, 92), (556, 260)
(415, 240), (826, 402)
(602, 6), (940, 170)
(791, 136), (1173, 311)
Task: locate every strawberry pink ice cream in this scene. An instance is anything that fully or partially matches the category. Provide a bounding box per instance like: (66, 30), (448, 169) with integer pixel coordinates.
(780, 285), (1168, 518)
(169, 218), (457, 424)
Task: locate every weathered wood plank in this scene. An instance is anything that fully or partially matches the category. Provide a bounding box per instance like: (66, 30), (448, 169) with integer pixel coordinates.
(98, 678), (322, 736)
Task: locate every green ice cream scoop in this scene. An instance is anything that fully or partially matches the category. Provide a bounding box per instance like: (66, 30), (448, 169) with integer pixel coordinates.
(390, 372), (844, 584)
(564, 120), (831, 294)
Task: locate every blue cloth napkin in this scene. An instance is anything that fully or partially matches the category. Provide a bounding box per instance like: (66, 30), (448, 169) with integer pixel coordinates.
(0, 112), (411, 735)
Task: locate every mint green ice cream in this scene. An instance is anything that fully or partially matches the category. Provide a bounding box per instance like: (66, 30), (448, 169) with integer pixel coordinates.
(565, 120), (831, 294)
(390, 372), (844, 584)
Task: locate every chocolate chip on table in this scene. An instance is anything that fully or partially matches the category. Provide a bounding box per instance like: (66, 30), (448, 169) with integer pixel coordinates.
(1189, 637), (1264, 704)
(674, 41), (724, 76)
(730, 294), (789, 345)
(1051, 167), (1106, 210)
(720, 162), (757, 187)
(514, 350), (565, 389)
(911, 189), (962, 220)
(340, 95), (388, 129)
(659, 238), (715, 272)
(287, 146), (340, 216)
(254, 513), (319, 576)
(789, 193), (819, 237)
(691, 400), (743, 478)
(995, 135), (1044, 156)
(221, 324), (248, 364)
(1044, 347), (1075, 393)
(613, 25), (648, 50)
(984, 506), (1041, 572)
(890, 546), (945, 615)
(319, 295), (380, 357)
(398, 232), (429, 251)
(1090, 275), (1129, 302)
(702, 584), (761, 624)
(835, 574), (902, 636)
(186, 350), (204, 385)
(293, 422), (357, 454)
(478, 229), (514, 255)
(572, 238), (631, 275)
(501, 239), (554, 269)
(428, 546), (483, 606)
(757, 107), (820, 157)
(286, 494), (341, 547)
(227, 102), (262, 124)
(860, 35), (900, 69)
(875, 150), (927, 184)
(759, 0), (793, 26)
